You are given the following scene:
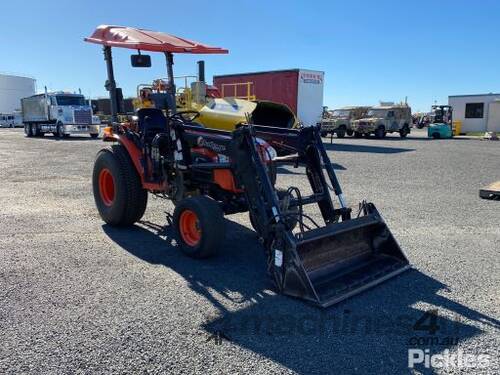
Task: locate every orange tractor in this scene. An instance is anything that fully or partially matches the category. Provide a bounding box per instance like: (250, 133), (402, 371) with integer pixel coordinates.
(86, 25), (410, 307)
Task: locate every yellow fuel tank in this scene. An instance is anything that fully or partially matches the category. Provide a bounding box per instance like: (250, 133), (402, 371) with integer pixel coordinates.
(193, 98), (297, 131)
(196, 98), (257, 131)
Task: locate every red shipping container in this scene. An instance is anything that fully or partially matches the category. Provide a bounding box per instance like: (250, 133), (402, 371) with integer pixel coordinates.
(213, 69), (324, 126)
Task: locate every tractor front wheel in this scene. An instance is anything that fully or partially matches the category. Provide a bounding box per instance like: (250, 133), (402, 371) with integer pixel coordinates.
(173, 196), (225, 258)
(92, 145), (148, 226)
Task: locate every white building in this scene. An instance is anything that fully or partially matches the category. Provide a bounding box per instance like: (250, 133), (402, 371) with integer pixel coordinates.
(0, 74), (36, 113)
(448, 93), (500, 133)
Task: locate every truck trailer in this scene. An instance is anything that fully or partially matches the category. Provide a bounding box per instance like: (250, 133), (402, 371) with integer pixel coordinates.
(22, 92), (99, 138)
(213, 69), (324, 127)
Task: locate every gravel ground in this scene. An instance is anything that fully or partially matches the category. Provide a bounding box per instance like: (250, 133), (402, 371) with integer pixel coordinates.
(0, 128), (498, 374)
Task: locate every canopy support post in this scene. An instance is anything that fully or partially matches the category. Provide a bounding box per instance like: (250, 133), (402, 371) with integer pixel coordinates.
(165, 52), (177, 114)
(103, 46), (118, 122)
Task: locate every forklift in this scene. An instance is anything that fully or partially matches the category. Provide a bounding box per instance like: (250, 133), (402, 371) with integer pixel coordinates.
(428, 105), (453, 139)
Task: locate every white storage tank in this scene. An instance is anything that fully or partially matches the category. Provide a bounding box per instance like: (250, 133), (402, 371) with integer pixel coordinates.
(0, 74), (36, 113)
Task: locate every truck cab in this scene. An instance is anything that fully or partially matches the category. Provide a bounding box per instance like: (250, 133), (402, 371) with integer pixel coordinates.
(351, 104), (412, 138)
(319, 106), (370, 138)
(22, 92), (99, 138)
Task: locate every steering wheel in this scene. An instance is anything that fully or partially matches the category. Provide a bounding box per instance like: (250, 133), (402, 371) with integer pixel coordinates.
(169, 110), (200, 123)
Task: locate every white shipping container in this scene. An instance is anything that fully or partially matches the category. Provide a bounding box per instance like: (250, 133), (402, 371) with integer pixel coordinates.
(297, 69), (325, 126)
(0, 74), (36, 113)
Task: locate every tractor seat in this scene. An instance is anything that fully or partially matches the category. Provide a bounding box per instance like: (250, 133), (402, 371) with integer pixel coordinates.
(137, 108), (168, 136)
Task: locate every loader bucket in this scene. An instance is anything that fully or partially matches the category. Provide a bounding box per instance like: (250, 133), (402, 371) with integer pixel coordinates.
(281, 205), (410, 307)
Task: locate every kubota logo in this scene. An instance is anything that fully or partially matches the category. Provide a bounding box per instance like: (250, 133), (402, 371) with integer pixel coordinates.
(197, 137), (226, 153)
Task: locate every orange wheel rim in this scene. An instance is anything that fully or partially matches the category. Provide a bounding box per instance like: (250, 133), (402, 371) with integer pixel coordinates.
(179, 210), (201, 246)
(98, 168), (115, 206)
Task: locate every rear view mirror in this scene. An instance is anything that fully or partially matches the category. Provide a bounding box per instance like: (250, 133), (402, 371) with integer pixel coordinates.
(131, 54), (151, 68)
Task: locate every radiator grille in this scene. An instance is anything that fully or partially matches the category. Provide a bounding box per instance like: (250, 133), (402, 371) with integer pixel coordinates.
(74, 109), (92, 124)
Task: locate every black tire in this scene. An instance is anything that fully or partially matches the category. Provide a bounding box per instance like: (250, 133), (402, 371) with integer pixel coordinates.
(336, 126), (346, 138)
(90, 133), (99, 139)
(33, 124), (42, 137)
(24, 124), (33, 137)
(92, 144), (148, 226)
(399, 125), (410, 138)
(432, 132), (441, 139)
(374, 126), (386, 139)
(363, 133), (371, 138)
(173, 195), (225, 258)
(346, 129), (354, 136)
(56, 123), (64, 138)
(354, 131), (363, 138)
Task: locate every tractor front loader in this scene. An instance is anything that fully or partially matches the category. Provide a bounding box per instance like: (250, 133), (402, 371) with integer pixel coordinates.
(87, 25), (410, 307)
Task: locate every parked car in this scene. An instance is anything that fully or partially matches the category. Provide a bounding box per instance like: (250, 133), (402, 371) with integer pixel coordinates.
(351, 104), (412, 138)
(319, 106), (370, 138)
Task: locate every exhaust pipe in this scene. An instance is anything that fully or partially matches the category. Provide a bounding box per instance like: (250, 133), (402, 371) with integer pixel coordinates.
(197, 60), (205, 82)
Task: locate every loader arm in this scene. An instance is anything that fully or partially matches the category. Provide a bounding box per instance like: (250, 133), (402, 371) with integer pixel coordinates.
(225, 124), (410, 307)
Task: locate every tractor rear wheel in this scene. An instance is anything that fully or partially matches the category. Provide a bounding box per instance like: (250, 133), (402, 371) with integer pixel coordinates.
(173, 196), (225, 258)
(92, 145), (148, 226)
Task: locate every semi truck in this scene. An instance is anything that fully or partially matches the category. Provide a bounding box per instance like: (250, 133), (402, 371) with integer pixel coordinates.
(213, 69), (324, 127)
(21, 92), (99, 138)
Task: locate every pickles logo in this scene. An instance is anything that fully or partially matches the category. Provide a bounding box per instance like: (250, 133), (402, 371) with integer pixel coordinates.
(408, 349), (491, 369)
(197, 137), (226, 153)
(300, 72), (323, 84)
